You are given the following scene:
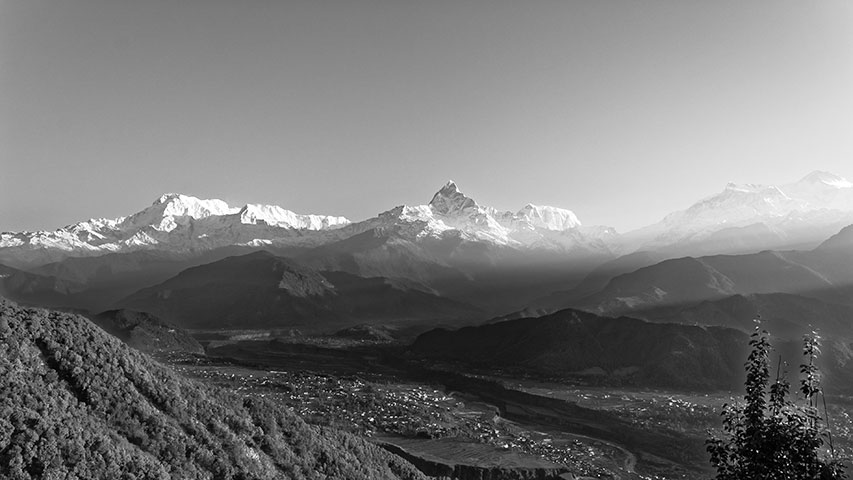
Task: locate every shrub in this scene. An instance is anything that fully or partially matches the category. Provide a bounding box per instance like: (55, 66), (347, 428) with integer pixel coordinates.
(706, 321), (846, 480)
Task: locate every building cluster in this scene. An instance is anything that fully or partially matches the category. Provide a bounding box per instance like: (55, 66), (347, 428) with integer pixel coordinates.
(173, 362), (645, 478)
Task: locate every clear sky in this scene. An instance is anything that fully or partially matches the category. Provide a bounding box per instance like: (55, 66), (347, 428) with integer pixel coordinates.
(2, 0), (852, 233)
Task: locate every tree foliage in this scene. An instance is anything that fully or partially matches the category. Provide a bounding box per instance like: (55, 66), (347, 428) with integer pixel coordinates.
(0, 300), (425, 480)
(707, 322), (846, 480)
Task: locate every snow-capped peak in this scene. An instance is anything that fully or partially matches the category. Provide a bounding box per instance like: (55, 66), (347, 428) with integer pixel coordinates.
(724, 182), (765, 194)
(626, 171), (853, 253)
(796, 170), (853, 189)
(356, 181), (609, 253)
(429, 180), (478, 215)
(150, 193), (238, 219)
(238, 204), (350, 230)
(516, 204), (581, 230)
(0, 192), (354, 265)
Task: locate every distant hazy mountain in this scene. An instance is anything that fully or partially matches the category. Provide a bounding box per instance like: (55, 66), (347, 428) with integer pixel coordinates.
(1, 248), (273, 312)
(525, 251), (665, 313)
(634, 293), (853, 341)
(117, 251), (480, 331)
(625, 171), (853, 255)
(25, 246), (277, 312)
(0, 299), (425, 480)
(0, 263), (86, 307)
(412, 308), (750, 390)
(574, 223), (853, 315)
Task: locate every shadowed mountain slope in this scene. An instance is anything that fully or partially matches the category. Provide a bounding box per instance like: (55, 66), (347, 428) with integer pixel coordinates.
(0, 263), (86, 308)
(633, 293), (853, 341)
(412, 309), (749, 390)
(117, 251), (480, 331)
(413, 306), (853, 394)
(572, 225), (853, 315)
(0, 299), (425, 480)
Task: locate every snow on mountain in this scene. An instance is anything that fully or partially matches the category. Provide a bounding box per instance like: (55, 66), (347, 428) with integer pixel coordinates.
(238, 204), (350, 230)
(795, 170), (853, 189)
(515, 204), (581, 231)
(0, 194), (351, 266)
(428, 181), (478, 215)
(349, 181), (614, 252)
(9, 171), (847, 268)
(627, 171), (853, 251)
(0, 183), (608, 267)
(781, 171), (853, 209)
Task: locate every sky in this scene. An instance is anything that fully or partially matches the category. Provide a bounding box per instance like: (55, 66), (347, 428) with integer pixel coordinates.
(2, 0), (852, 233)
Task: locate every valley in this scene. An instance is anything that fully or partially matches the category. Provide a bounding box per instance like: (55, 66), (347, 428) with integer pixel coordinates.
(4, 172), (853, 479)
(5, 0), (853, 476)
(168, 329), (853, 479)
(170, 334), (729, 479)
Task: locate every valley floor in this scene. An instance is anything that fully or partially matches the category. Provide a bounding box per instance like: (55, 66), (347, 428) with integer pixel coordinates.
(158, 337), (789, 480)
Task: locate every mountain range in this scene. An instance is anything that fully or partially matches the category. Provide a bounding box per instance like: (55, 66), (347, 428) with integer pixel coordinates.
(2, 171), (853, 327)
(4, 171), (852, 268)
(0, 181), (617, 268)
(624, 170), (853, 255)
(571, 224), (853, 315)
(115, 251), (480, 332)
(0, 181), (620, 314)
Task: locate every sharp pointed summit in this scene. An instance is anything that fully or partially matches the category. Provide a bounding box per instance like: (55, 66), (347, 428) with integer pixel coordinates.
(429, 180), (478, 215)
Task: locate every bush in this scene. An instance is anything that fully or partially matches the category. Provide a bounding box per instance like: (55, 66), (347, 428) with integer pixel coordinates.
(707, 322), (846, 480)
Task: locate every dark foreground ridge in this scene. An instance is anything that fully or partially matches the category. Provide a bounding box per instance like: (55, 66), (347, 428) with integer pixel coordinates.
(0, 299), (425, 480)
(412, 309), (749, 390)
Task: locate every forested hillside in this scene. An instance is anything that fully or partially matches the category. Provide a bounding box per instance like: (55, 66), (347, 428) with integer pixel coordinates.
(412, 309), (749, 389)
(89, 309), (204, 355)
(0, 299), (425, 480)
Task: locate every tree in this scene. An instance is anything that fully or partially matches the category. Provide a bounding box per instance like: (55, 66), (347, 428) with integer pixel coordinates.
(707, 322), (846, 480)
